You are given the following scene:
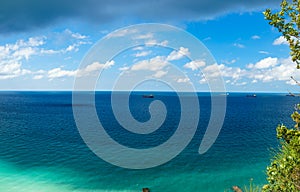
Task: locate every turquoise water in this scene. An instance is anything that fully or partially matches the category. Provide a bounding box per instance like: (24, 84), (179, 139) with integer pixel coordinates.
(0, 92), (297, 191)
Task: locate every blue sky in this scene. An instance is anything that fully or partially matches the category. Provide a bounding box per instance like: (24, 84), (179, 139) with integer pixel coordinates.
(0, 0), (298, 92)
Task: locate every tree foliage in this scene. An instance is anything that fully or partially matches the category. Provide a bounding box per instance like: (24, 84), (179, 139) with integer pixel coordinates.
(263, 1), (300, 191)
(263, 0), (300, 68)
(262, 106), (300, 191)
(262, 126), (300, 191)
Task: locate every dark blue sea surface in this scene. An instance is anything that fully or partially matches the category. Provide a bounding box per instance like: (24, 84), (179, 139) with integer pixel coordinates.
(0, 91), (297, 191)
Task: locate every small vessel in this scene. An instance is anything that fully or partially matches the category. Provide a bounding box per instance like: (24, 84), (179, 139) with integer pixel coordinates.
(246, 94), (256, 98)
(286, 91), (295, 97)
(142, 94), (154, 98)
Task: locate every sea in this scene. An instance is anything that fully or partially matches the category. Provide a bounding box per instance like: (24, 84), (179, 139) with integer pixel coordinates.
(0, 91), (297, 192)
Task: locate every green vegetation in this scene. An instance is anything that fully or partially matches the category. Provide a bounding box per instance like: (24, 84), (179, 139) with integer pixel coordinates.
(244, 179), (260, 192)
(262, 0), (300, 191)
(263, 0), (300, 68)
(262, 121), (300, 191)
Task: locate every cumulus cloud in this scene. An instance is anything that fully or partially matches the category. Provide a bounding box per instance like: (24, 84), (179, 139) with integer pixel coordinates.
(85, 61), (114, 72)
(153, 70), (168, 78)
(0, 0), (281, 34)
(235, 82), (247, 86)
(247, 57), (278, 69)
(273, 36), (289, 45)
(200, 62), (247, 85)
(134, 50), (152, 57)
(167, 47), (190, 61)
(128, 47), (191, 79)
(177, 77), (190, 83)
(200, 56), (297, 86)
(65, 29), (88, 39)
(45, 60), (115, 80)
(184, 60), (206, 70)
(0, 62), (22, 79)
(0, 36), (45, 79)
(48, 68), (77, 79)
(131, 56), (168, 71)
(76, 60), (115, 77)
(202, 63), (223, 78)
(0, 30), (89, 80)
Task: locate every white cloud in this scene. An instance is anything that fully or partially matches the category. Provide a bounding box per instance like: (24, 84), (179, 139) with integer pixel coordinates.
(145, 39), (158, 45)
(201, 63), (246, 84)
(184, 60), (206, 70)
(236, 82), (247, 86)
(202, 63), (222, 78)
(167, 47), (190, 61)
(13, 47), (36, 60)
(28, 36), (46, 46)
(220, 65), (245, 80)
(286, 79), (297, 85)
(199, 78), (206, 84)
(153, 70), (168, 78)
(247, 57), (278, 69)
(223, 59), (237, 64)
(85, 61), (114, 72)
(249, 57), (295, 83)
(251, 35), (260, 40)
(65, 29), (88, 40)
(0, 62), (22, 79)
(214, 56), (297, 84)
(131, 56), (168, 71)
(134, 50), (152, 57)
(0, 37), (46, 79)
(73, 60), (115, 77)
(145, 39), (168, 47)
(273, 36), (289, 45)
(0, 30), (89, 81)
(65, 44), (77, 52)
(259, 51), (269, 54)
(198, 57), (296, 85)
(160, 40), (168, 46)
(233, 43), (245, 48)
(33, 75), (44, 80)
(177, 77), (190, 83)
(46, 60), (115, 79)
(133, 46), (144, 51)
(40, 49), (60, 55)
(48, 68), (77, 79)
(119, 66), (130, 71)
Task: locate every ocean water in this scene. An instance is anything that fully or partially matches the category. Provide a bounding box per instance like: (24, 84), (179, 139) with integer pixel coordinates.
(0, 91), (297, 192)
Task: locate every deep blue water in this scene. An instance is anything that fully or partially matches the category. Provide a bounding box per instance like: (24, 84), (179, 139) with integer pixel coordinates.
(0, 91), (298, 192)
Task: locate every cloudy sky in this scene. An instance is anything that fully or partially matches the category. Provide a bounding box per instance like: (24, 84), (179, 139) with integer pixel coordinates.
(0, 0), (297, 92)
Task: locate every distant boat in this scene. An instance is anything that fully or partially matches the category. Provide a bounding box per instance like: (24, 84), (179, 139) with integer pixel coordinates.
(246, 94), (256, 98)
(286, 91), (295, 97)
(142, 94), (154, 98)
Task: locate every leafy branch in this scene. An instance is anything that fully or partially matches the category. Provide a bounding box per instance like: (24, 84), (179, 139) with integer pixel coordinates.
(263, 0), (300, 68)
